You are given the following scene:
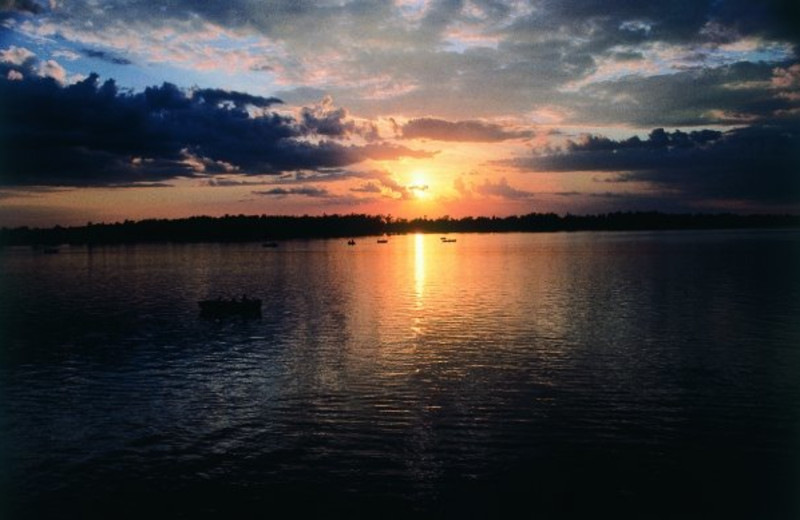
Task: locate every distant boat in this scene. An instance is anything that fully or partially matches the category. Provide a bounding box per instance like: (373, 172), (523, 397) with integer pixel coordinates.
(198, 297), (262, 318)
(262, 242), (279, 248)
(347, 239), (356, 245)
(442, 238), (457, 243)
(377, 238), (389, 243)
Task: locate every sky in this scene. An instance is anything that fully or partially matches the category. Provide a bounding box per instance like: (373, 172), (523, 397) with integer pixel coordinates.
(1, 0), (799, 226)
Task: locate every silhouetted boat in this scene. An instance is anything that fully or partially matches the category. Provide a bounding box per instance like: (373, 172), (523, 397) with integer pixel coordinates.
(377, 238), (389, 243)
(262, 242), (279, 248)
(347, 239), (356, 245)
(198, 297), (262, 318)
(442, 238), (457, 243)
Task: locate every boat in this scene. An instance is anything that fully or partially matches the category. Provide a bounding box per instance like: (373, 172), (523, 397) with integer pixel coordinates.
(262, 242), (279, 248)
(347, 239), (356, 245)
(198, 297), (262, 318)
(377, 238), (389, 244)
(442, 238), (457, 243)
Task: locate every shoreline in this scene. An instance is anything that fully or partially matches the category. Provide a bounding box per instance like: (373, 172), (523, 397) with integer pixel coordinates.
(2, 211), (799, 247)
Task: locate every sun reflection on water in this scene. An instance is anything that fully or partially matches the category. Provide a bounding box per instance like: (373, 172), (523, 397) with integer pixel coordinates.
(414, 233), (425, 305)
(411, 233), (426, 337)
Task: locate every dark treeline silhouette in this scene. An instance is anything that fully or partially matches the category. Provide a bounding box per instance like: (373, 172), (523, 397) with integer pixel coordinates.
(1, 212), (799, 246)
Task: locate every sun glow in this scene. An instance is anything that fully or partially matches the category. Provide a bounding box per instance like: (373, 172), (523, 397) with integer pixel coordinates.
(409, 169), (431, 199)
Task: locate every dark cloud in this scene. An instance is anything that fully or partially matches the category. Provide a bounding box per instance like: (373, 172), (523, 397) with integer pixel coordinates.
(29, 0), (795, 50)
(81, 48), (133, 66)
(506, 1), (798, 49)
(351, 169), (416, 200)
(350, 182), (382, 193)
(258, 168), (419, 200)
(475, 177), (535, 199)
(252, 186), (330, 198)
(712, 0), (800, 46)
(249, 64), (274, 72)
(513, 125), (800, 205)
(298, 96), (385, 141)
(103, 182), (173, 188)
(540, 1), (711, 43)
(0, 70), (431, 187)
(0, 0), (43, 15)
(271, 87), (329, 106)
(300, 96), (356, 137)
(205, 178), (268, 187)
(402, 117), (534, 142)
(575, 61), (800, 126)
(10, 0), (799, 123)
(565, 128), (723, 153)
(191, 88), (282, 109)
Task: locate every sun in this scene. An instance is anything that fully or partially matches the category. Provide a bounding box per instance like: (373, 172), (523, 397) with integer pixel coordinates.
(409, 170), (431, 199)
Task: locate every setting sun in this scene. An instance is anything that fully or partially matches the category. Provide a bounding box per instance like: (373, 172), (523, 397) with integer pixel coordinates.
(409, 170), (431, 199)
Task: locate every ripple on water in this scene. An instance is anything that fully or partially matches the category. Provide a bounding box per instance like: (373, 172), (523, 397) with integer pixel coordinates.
(1, 232), (799, 518)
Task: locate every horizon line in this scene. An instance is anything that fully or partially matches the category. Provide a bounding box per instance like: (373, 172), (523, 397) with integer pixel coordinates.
(5, 209), (800, 232)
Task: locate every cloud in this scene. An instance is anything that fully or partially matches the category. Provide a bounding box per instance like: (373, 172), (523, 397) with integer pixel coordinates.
(361, 170), (415, 200)
(475, 177), (535, 200)
(564, 128), (723, 153)
(712, 0), (800, 46)
(1, 46), (72, 83)
(7, 0), (799, 123)
(0, 0), (43, 16)
(297, 95), (387, 141)
(81, 48), (133, 66)
(252, 186), (330, 198)
(0, 45), (36, 66)
(191, 87), (282, 110)
(572, 60), (800, 126)
(300, 95), (356, 137)
(350, 182), (382, 193)
(205, 178), (268, 187)
(512, 125), (800, 205)
(402, 117), (535, 142)
(37, 58), (66, 83)
(0, 69), (432, 187)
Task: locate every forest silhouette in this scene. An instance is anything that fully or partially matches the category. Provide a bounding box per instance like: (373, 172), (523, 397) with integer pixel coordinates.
(2, 212), (799, 246)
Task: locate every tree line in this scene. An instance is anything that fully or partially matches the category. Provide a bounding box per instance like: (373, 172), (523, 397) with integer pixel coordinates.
(1, 212), (799, 246)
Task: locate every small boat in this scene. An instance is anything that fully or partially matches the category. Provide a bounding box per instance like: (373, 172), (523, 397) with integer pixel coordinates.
(262, 242), (279, 248)
(347, 239), (356, 245)
(442, 238), (457, 243)
(199, 297), (262, 318)
(377, 238), (389, 244)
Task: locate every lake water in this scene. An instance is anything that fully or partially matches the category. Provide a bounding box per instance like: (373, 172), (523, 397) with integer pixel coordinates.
(1, 230), (799, 519)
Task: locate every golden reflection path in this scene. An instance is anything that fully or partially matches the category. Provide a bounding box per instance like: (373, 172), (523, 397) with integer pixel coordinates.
(412, 233), (426, 337)
(414, 233), (425, 306)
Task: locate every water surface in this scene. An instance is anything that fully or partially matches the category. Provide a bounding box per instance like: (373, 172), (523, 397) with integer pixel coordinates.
(2, 230), (799, 518)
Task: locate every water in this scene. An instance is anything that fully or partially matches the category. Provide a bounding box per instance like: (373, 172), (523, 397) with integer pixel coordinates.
(1, 230), (799, 519)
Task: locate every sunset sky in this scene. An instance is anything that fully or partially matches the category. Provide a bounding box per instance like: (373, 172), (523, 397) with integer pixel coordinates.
(1, 0), (799, 226)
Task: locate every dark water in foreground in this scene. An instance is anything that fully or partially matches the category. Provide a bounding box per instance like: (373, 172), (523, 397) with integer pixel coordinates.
(1, 230), (799, 519)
